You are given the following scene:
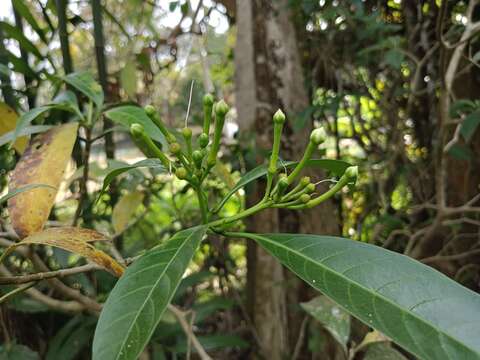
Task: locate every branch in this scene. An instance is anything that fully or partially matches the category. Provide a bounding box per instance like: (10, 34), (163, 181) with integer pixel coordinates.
(0, 263), (101, 285)
(168, 304), (212, 360)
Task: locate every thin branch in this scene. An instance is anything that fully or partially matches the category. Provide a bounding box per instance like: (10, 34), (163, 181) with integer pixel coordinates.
(0, 263), (101, 285)
(168, 304), (212, 360)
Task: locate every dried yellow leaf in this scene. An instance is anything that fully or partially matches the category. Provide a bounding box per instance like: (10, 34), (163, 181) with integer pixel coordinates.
(0, 227), (124, 277)
(8, 123), (78, 238)
(0, 102), (28, 153)
(112, 191), (144, 234)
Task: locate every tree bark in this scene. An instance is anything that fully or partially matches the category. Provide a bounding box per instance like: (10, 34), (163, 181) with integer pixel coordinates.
(235, 0), (339, 357)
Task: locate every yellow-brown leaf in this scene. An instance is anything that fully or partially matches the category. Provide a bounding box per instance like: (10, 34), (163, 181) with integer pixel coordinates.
(0, 102), (28, 153)
(0, 227), (124, 277)
(112, 191), (144, 234)
(8, 123), (78, 238)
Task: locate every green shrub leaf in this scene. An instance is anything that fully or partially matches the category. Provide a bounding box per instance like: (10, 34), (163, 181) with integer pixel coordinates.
(92, 226), (207, 360)
(63, 72), (104, 109)
(244, 233), (480, 360)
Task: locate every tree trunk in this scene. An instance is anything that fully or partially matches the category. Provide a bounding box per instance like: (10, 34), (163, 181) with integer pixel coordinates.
(235, 0), (339, 357)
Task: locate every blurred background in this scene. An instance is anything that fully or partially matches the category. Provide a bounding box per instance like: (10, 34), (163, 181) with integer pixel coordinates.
(1, 0), (480, 359)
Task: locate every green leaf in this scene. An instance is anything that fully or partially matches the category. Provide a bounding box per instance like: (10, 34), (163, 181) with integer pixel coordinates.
(120, 61), (137, 98)
(243, 233), (480, 359)
(449, 100), (476, 118)
(92, 226), (207, 360)
(52, 90), (79, 110)
(6, 51), (37, 78)
(447, 143), (472, 161)
(63, 72), (104, 109)
(46, 315), (96, 360)
(460, 110), (480, 142)
(0, 184), (56, 205)
(364, 343), (408, 360)
(0, 343), (39, 360)
(97, 159), (166, 199)
(11, 105), (53, 146)
(0, 125), (53, 147)
(301, 296), (350, 352)
(12, 0), (48, 43)
(173, 335), (249, 354)
(105, 106), (167, 146)
(213, 159), (351, 213)
(0, 21), (43, 59)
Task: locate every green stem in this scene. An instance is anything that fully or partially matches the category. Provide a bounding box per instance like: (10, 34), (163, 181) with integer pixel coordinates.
(207, 200), (271, 228)
(196, 187), (209, 223)
(286, 141), (315, 184)
(288, 175), (349, 210)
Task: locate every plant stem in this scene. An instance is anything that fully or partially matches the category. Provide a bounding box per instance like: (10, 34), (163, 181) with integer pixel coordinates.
(286, 141), (315, 184)
(196, 187), (209, 223)
(208, 200), (271, 228)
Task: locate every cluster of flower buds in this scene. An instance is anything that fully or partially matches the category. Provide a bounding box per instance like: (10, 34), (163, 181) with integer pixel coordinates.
(265, 109), (358, 210)
(129, 94), (229, 189)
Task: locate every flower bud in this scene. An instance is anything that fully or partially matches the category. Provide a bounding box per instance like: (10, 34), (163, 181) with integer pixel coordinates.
(300, 176), (311, 187)
(182, 127), (192, 139)
(273, 109), (286, 124)
(215, 99), (229, 117)
(306, 183), (315, 193)
(203, 93), (214, 106)
(144, 105), (156, 116)
(130, 123), (145, 137)
(192, 150), (203, 168)
(169, 142), (181, 154)
(345, 166), (358, 180)
(310, 127), (327, 145)
(175, 167), (188, 180)
(300, 194), (311, 203)
(198, 133), (209, 148)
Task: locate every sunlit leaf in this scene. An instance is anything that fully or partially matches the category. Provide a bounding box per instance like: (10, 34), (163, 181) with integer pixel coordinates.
(0, 184), (55, 205)
(112, 191), (144, 234)
(120, 61), (137, 98)
(0, 102), (28, 153)
(0, 21), (43, 59)
(0, 125), (53, 147)
(12, 0), (48, 43)
(63, 72), (104, 109)
(105, 106), (166, 145)
(244, 233), (480, 359)
(0, 227), (124, 277)
(8, 123), (78, 238)
(92, 226), (207, 360)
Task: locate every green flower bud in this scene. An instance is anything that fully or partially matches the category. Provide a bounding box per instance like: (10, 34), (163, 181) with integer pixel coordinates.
(300, 176), (311, 187)
(300, 194), (311, 203)
(182, 127), (192, 139)
(345, 166), (358, 180)
(130, 123), (145, 137)
(192, 150), (204, 168)
(203, 93), (214, 106)
(273, 109), (286, 124)
(191, 174), (199, 183)
(169, 142), (181, 154)
(215, 99), (229, 117)
(175, 167), (188, 180)
(144, 105), (156, 116)
(198, 133), (209, 148)
(306, 183), (315, 193)
(310, 127), (327, 145)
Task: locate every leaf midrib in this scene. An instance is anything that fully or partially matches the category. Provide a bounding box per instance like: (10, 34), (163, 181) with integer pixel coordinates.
(113, 227), (204, 360)
(249, 233), (480, 359)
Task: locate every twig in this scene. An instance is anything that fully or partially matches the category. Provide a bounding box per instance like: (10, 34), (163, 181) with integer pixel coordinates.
(292, 316), (308, 360)
(168, 304), (212, 360)
(0, 282), (37, 304)
(0, 263), (101, 285)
